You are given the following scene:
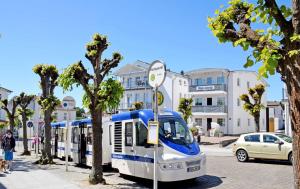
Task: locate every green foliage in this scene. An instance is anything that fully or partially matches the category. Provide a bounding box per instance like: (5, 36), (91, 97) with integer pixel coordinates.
(75, 107), (86, 119)
(33, 64), (59, 81)
(240, 84), (265, 117)
(38, 95), (60, 112)
(190, 126), (198, 136)
(207, 0), (297, 78)
(178, 98), (193, 123)
(130, 102), (144, 111)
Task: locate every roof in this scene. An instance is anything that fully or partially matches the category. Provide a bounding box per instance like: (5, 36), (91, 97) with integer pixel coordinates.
(114, 60), (187, 79)
(267, 101), (281, 107)
(111, 109), (182, 125)
(0, 86), (12, 93)
(51, 122), (66, 127)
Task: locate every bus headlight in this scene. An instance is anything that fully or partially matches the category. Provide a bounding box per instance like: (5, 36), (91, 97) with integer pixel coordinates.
(159, 162), (183, 170)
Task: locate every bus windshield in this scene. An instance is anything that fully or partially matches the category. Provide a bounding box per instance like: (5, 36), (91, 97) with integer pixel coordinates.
(159, 117), (194, 145)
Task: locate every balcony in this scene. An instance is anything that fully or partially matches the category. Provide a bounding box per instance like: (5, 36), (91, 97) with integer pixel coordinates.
(192, 105), (227, 113)
(189, 84), (227, 92)
(124, 80), (151, 90)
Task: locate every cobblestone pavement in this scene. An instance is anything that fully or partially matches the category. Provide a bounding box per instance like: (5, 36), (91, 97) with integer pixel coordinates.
(0, 147), (293, 189)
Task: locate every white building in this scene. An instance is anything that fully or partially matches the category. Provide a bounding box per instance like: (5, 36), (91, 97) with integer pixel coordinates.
(25, 96), (77, 137)
(282, 84), (292, 136)
(114, 60), (189, 112)
(0, 86), (12, 124)
(186, 69), (267, 135)
(266, 101), (284, 132)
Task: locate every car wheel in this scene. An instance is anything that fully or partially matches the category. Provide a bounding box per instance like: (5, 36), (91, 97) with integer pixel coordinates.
(289, 153), (293, 165)
(236, 149), (248, 162)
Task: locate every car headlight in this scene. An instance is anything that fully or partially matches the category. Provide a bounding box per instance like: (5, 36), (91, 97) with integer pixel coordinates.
(159, 162), (183, 170)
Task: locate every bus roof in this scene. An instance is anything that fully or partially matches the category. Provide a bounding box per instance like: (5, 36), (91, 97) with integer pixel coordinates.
(111, 109), (181, 125)
(51, 122), (66, 127)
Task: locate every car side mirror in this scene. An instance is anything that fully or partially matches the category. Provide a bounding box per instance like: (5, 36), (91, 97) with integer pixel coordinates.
(275, 140), (284, 145)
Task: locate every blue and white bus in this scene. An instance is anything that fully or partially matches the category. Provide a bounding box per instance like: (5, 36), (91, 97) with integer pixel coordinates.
(51, 121), (71, 159)
(111, 109), (206, 182)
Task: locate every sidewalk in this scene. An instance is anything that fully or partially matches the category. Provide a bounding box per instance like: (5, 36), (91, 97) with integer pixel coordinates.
(0, 155), (81, 189)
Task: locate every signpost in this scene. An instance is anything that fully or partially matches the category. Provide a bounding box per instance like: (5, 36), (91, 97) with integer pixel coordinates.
(147, 60), (166, 189)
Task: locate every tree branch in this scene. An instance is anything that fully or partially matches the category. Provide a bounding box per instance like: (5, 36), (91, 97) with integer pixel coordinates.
(74, 61), (93, 98)
(100, 56), (121, 80)
(264, 0), (293, 36)
(292, 0), (300, 34)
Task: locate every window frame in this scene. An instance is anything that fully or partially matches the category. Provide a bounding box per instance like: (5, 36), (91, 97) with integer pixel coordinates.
(263, 134), (279, 143)
(244, 134), (261, 142)
(125, 122), (133, 146)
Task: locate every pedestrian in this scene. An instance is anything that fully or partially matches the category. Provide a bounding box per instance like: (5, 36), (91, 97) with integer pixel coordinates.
(1, 130), (16, 172)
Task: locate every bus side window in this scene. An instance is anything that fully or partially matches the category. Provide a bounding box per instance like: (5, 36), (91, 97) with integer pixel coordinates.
(125, 122), (133, 146)
(136, 122), (147, 146)
(72, 128), (79, 144)
(87, 127), (93, 145)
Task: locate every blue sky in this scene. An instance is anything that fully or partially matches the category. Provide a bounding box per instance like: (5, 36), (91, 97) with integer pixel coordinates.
(0, 0), (288, 107)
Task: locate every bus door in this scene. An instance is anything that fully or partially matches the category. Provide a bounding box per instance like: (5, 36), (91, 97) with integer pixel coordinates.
(133, 120), (154, 179)
(123, 121), (135, 175)
(54, 127), (59, 157)
(78, 124), (87, 164)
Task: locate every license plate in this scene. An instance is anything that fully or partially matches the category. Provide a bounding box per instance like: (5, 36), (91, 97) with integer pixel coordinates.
(187, 165), (200, 172)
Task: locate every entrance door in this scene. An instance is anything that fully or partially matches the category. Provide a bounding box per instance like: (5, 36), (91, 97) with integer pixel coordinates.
(207, 118), (212, 131)
(207, 98), (212, 106)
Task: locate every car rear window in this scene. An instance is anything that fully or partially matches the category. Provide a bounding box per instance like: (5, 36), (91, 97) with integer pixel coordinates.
(244, 134), (260, 142)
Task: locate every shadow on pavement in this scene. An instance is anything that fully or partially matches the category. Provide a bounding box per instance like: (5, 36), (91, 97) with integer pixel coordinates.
(246, 159), (291, 166)
(0, 182), (7, 189)
(118, 174), (223, 189)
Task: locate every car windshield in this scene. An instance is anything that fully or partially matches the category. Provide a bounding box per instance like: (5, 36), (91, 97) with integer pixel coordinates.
(159, 117), (194, 145)
(275, 134), (292, 143)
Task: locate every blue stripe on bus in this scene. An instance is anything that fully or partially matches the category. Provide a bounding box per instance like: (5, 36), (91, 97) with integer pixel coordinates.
(111, 153), (154, 163)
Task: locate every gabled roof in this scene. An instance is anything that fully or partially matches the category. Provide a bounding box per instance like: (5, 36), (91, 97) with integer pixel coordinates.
(114, 60), (149, 76)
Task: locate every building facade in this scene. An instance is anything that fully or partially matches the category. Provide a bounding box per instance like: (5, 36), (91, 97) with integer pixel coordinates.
(114, 60), (189, 112)
(266, 101), (285, 132)
(0, 86), (12, 123)
(282, 84), (292, 136)
(186, 69), (267, 135)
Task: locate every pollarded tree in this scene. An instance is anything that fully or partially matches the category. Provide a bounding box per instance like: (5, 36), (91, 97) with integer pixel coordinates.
(33, 64), (60, 164)
(178, 98), (193, 123)
(59, 33), (124, 184)
(208, 0), (300, 187)
(16, 92), (35, 155)
(240, 84), (265, 132)
(130, 101), (144, 111)
(0, 98), (19, 130)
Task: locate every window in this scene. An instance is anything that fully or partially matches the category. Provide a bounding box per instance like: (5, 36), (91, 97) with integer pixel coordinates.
(87, 127), (93, 145)
(125, 122), (133, 146)
(179, 80), (182, 86)
(248, 119), (251, 126)
(237, 118), (241, 127)
(217, 118), (225, 126)
(207, 98), (212, 106)
(184, 80), (187, 86)
(195, 118), (202, 126)
(217, 97), (225, 106)
(127, 78), (132, 88)
(195, 98), (203, 106)
(217, 76), (224, 84)
(237, 78), (240, 86)
(207, 77), (213, 85)
(247, 81), (250, 88)
(136, 122), (148, 146)
(71, 128), (79, 144)
(58, 129), (65, 142)
(237, 98), (240, 106)
(135, 76), (141, 86)
(196, 78), (203, 86)
(263, 135), (279, 143)
(144, 76), (148, 85)
(63, 113), (67, 120)
(135, 93), (140, 102)
(244, 134), (260, 142)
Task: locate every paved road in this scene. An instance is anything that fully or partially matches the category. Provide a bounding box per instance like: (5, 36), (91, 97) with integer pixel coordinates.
(0, 153), (293, 189)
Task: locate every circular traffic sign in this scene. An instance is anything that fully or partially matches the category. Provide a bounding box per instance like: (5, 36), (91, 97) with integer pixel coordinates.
(148, 60), (166, 88)
(27, 121), (33, 128)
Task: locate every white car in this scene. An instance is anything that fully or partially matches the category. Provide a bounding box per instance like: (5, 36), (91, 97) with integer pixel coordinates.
(233, 132), (293, 164)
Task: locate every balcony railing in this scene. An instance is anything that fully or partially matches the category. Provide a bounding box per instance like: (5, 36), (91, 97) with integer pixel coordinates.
(192, 105), (227, 113)
(124, 81), (151, 90)
(189, 84), (227, 92)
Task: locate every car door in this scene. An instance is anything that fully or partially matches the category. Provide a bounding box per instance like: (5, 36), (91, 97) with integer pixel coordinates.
(261, 134), (284, 159)
(244, 134), (262, 158)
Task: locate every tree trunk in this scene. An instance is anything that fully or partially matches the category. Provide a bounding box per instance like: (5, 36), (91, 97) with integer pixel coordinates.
(286, 80), (300, 189)
(21, 113), (30, 155)
(254, 115), (260, 133)
(40, 109), (53, 164)
(89, 108), (105, 185)
(8, 116), (15, 131)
